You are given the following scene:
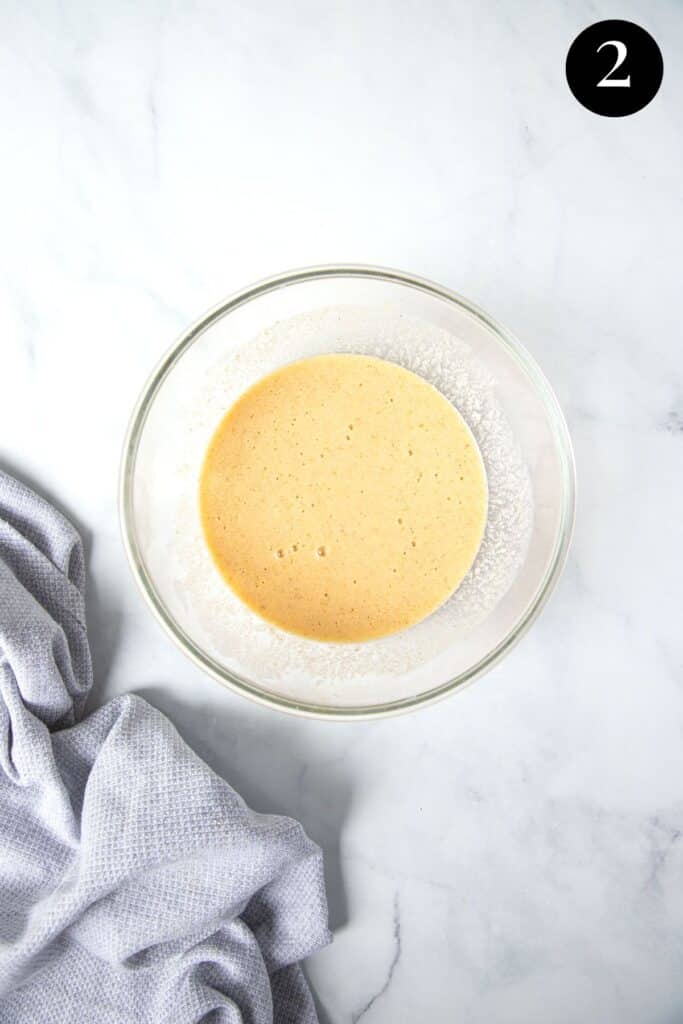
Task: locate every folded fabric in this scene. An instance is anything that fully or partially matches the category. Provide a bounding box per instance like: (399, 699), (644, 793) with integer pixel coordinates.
(0, 470), (330, 1023)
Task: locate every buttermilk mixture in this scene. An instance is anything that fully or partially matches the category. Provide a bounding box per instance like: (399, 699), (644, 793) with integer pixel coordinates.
(199, 354), (487, 642)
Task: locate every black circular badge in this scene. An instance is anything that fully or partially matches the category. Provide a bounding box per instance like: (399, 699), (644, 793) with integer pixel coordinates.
(566, 20), (663, 117)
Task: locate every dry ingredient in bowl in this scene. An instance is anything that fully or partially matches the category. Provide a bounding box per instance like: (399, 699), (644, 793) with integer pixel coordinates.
(162, 306), (533, 698)
(200, 354), (488, 642)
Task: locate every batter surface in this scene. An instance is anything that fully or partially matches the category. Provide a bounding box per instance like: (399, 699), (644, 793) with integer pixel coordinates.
(199, 354), (487, 642)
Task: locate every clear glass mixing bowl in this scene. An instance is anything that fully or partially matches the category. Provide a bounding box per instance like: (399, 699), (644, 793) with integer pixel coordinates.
(120, 266), (575, 719)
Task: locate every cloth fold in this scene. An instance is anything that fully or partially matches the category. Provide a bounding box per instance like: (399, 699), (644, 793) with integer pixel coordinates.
(0, 470), (330, 1023)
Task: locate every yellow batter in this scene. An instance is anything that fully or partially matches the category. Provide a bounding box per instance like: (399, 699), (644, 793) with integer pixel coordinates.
(199, 354), (487, 642)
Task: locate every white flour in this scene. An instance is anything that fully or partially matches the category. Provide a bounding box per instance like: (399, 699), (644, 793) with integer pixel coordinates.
(162, 306), (533, 702)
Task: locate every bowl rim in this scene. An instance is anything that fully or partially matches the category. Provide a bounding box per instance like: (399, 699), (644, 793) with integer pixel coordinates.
(119, 263), (576, 721)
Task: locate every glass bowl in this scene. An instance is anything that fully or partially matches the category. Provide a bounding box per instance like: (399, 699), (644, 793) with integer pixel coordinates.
(120, 265), (575, 720)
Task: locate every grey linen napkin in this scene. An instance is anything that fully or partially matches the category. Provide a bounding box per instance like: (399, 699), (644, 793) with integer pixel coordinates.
(0, 470), (330, 1023)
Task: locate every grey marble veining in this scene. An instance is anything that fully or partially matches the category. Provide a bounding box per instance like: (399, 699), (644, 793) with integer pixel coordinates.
(1, 1), (682, 1021)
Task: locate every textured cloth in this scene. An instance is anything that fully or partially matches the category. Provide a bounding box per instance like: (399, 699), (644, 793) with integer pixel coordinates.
(0, 470), (330, 1023)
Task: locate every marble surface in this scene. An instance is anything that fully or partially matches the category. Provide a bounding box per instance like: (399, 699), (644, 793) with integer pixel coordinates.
(1, 1), (682, 1020)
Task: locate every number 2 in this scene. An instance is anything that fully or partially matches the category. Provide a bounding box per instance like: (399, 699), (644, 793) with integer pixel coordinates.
(597, 40), (631, 87)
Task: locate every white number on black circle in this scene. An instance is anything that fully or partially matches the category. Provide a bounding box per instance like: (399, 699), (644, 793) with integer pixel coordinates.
(596, 40), (631, 87)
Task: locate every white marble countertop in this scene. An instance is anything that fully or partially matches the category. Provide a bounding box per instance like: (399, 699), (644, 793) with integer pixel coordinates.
(2, 2), (682, 1021)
